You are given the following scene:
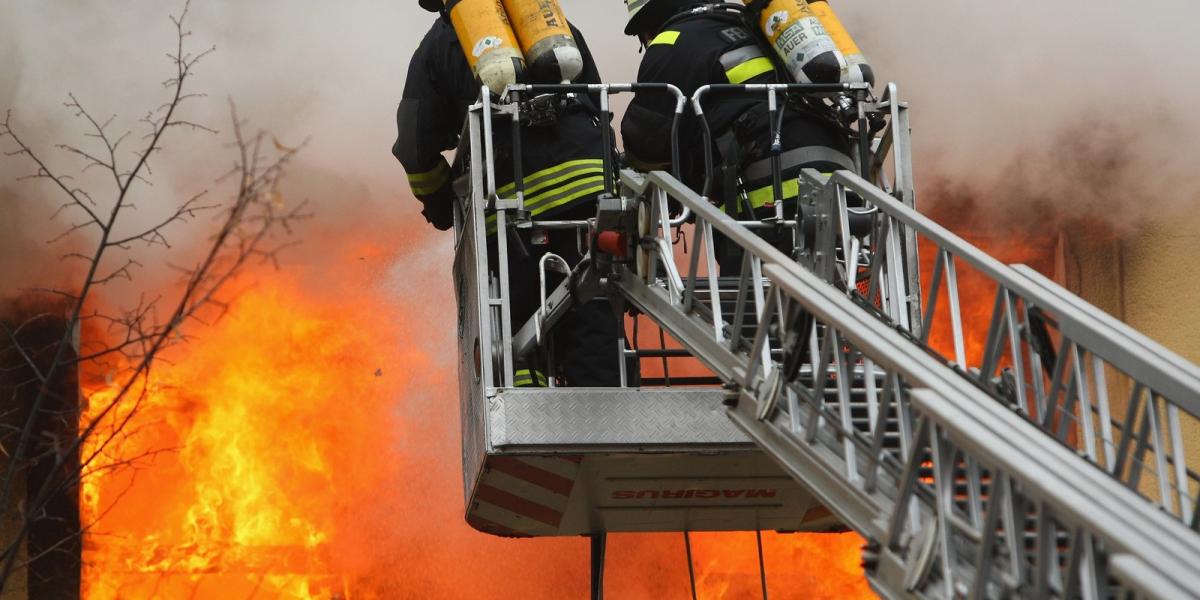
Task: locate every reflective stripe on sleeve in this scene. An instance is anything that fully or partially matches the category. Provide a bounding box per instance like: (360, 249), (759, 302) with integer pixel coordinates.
(650, 30), (680, 46)
(407, 161), (450, 196)
(513, 369), (548, 387)
(719, 45), (774, 84)
(725, 57), (775, 84)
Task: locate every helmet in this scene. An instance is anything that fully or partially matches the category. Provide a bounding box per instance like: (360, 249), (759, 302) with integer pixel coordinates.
(624, 0), (706, 36)
(623, 0), (655, 35)
(419, 0), (443, 12)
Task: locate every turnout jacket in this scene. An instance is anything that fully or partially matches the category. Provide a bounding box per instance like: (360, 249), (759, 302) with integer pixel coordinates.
(394, 15), (607, 230)
(621, 7), (853, 211)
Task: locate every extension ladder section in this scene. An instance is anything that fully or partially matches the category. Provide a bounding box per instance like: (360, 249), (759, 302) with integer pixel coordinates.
(451, 82), (1200, 598)
(613, 167), (1200, 599)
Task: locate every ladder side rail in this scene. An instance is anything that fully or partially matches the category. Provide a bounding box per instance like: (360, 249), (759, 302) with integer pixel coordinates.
(828, 169), (1200, 412)
(818, 168), (1200, 524)
(647, 166), (1200, 558)
(616, 169), (1200, 599)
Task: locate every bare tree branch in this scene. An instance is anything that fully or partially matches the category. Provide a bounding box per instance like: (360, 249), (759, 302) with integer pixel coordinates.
(0, 0), (307, 591)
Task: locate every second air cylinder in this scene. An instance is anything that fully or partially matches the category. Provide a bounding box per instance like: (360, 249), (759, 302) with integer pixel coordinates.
(744, 0), (845, 84)
(503, 0), (584, 84)
(447, 0), (526, 96)
(808, 0), (874, 87)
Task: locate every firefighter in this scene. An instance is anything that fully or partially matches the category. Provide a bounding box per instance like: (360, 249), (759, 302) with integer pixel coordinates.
(395, 0), (622, 387)
(620, 0), (856, 271)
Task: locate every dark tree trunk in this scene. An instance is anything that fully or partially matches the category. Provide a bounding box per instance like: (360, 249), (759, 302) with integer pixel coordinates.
(1, 296), (81, 600)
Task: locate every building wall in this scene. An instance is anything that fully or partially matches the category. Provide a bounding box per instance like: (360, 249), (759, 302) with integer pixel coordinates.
(1066, 212), (1200, 516)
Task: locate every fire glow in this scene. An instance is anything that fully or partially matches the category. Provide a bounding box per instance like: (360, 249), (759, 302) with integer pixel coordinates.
(80, 274), (404, 599)
(78, 238), (874, 599)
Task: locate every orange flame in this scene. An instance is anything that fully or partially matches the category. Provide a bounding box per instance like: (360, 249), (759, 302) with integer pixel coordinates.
(80, 274), (410, 599)
(79, 231), (874, 598)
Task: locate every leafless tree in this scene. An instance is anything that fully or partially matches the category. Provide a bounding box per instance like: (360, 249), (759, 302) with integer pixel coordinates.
(0, 1), (307, 594)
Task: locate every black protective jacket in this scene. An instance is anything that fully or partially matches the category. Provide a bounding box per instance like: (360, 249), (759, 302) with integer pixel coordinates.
(621, 6), (852, 212)
(394, 14), (607, 230)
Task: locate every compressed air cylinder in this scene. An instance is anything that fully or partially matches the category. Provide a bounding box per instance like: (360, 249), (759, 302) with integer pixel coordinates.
(502, 0), (584, 84)
(447, 0), (526, 96)
(744, 0), (845, 84)
(808, 0), (874, 86)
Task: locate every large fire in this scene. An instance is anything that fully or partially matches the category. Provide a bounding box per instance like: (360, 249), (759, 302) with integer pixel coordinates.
(79, 274), (405, 599)
(77, 230), (873, 598)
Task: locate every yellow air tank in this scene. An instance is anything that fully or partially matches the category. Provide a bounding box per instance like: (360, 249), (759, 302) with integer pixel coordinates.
(447, 0), (526, 96)
(502, 0), (584, 84)
(743, 0), (844, 84)
(808, 0), (874, 87)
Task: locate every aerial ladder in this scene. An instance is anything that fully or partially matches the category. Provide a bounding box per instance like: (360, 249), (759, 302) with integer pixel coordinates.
(449, 81), (1200, 599)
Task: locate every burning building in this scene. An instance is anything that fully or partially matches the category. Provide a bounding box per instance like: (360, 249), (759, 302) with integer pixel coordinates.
(2, 1), (1199, 599)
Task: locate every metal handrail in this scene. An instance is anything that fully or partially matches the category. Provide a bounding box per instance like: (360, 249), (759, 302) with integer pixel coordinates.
(807, 167), (1200, 527)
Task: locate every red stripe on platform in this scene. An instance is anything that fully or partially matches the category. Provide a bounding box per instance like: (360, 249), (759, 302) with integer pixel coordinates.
(801, 505), (834, 524)
(467, 513), (528, 538)
(476, 484), (564, 527)
(490, 457), (576, 496)
(557, 455), (583, 464)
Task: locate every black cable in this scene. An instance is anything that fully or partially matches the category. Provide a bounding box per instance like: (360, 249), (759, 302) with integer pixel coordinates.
(684, 531), (698, 600)
(756, 529), (769, 600)
(569, 256), (591, 308)
(658, 327), (671, 387)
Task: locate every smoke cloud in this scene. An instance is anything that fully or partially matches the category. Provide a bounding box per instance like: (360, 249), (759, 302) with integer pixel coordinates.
(5, 1), (1200, 255)
(835, 0), (1200, 227)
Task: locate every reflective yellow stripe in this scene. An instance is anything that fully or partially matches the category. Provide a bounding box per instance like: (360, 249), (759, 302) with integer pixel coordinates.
(501, 166), (604, 202)
(408, 161), (449, 182)
(744, 178), (800, 210)
(486, 177), (606, 234)
(725, 56), (775, 84)
(513, 369), (548, 387)
(408, 161), (450, 196)
(525, 175), (605, 211)
(650, 30), (680, 46)
(486, 157), (607, 234)
(497, 159), (604, 197)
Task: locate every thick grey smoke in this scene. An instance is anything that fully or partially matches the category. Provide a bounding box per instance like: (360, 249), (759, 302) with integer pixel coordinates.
(4, 1), (1199, 249)
(835, 0), (1200, 226)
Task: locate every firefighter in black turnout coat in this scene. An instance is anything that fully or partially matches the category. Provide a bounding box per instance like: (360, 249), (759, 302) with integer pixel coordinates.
(394, 0), (622, 387)
(620, 0), (855, 271)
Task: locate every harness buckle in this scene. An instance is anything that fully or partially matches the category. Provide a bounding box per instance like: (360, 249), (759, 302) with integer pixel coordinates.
(521, 93), (560, 127)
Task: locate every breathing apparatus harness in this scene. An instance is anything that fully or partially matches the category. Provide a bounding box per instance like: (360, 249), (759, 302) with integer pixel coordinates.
(654, 1), (854, 219)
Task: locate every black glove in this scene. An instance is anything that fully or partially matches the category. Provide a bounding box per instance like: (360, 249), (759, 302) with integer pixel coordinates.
(421, 197), (454, 231)
(418, 183), (456, 231)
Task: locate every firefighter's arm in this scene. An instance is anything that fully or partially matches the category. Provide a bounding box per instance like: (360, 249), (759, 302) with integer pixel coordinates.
(393, 41), (458, 231)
